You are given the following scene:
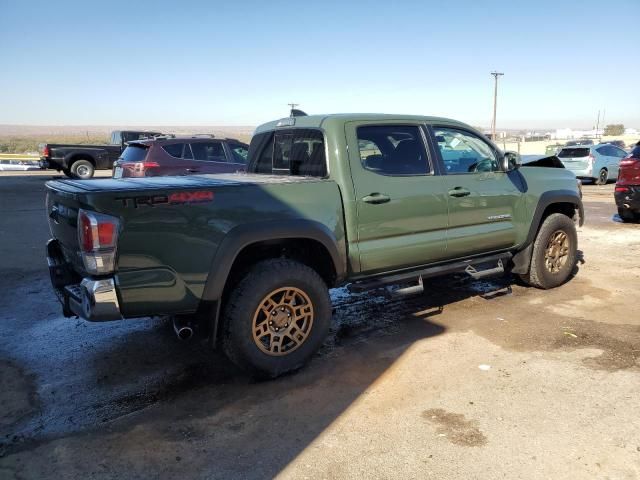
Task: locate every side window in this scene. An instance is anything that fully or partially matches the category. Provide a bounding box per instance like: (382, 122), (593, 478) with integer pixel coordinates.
(433, 127), (500, 173)
(248, 129), (326, 177)
(183, 143), (194, 160)
(613, 147), (627, 158)
(191, 142), (226, 162)
(162, 143), (184, 159)
(357, 125), (429, 175)
(229, 143), (249, 164)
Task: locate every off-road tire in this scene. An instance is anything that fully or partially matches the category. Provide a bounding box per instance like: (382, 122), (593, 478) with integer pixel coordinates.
(595, 168), (608, 185)
(618, 207), (638, 223)
(221, 259), (331, 378)
(70, 160), (95, 179)
(519, 213), (578, 289)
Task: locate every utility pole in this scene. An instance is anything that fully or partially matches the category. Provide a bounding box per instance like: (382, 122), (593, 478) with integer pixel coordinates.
(490, 71), (504, 141)
(288, 103), (299, 117)
(595, 110), (601, 140)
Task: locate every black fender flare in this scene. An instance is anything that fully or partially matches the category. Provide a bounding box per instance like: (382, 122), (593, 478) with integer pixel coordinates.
(200, 219), (346, 304)
(511, 190), (584, 274)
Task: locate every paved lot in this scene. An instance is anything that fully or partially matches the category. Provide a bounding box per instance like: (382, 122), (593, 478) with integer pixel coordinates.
(0, 171), (639, 479)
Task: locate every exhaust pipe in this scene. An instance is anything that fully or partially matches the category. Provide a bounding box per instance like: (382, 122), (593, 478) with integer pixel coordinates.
(173, 317), (194, 341)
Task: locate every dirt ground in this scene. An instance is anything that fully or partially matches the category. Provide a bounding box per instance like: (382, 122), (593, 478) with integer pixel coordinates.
(0, 171), (639, 479)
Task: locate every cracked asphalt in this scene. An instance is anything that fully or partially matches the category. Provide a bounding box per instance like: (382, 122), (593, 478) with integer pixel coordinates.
(0, 171), (639, 479)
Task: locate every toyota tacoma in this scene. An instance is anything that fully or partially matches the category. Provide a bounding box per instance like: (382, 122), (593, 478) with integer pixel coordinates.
(45, 114), (583, 377)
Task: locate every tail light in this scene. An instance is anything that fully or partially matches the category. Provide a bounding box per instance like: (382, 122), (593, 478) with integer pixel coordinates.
(78, 209), (120, 275)
(588, 153), (596, 163)
(615, 186), (630, 193)
(43, 145), (50, 157)
(134, 161), (159, 172)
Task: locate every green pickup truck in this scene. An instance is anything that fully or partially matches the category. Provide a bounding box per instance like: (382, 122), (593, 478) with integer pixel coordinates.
(46, 114), (583, 377)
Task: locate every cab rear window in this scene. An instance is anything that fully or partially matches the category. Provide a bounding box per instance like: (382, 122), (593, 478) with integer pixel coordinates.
(120, 145), (149, 162)
(558, 148), (590, 158)
(248, 129), (326, 177)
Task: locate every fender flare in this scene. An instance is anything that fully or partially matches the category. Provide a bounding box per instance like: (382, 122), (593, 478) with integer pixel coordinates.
(64, 152), (98, 169)
(511, 189), (584, 274)
(200, 219), (347, 304)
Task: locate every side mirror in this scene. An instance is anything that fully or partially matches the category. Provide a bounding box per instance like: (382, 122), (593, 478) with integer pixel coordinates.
(502, 151), (521, 171)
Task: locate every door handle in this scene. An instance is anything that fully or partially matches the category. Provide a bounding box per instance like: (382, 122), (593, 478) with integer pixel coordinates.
(362, 193), (391, 204)
(185, 168), (199, 173)
(448, 187), (471, 197)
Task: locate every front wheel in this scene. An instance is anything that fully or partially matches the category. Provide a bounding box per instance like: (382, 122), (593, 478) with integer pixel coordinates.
(221, 259), (331, 378)
(519, 213), (578, 289)
(595, 168), (608, 185)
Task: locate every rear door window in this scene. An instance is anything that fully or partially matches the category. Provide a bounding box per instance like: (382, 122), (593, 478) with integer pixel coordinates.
(190, 142), (226, 162)
(183, 144), (194, 160)
(162, 143), (185, 158)
(357, 125), (430, 175)
(558, 148), (590, 158)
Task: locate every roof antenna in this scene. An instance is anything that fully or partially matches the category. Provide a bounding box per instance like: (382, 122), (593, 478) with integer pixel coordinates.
(288, 103), (307, 117)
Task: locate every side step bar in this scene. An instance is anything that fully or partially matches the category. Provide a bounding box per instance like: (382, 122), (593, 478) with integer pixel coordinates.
(349, 252), (512, 294)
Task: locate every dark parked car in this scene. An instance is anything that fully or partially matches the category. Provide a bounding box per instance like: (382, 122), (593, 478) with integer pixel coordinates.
(602, 139), (626, 149)
(565, 139), (594, 147)
(40, 130), (163, 179)
(615, 143), (640, 222)
(112, 135), (249, 178)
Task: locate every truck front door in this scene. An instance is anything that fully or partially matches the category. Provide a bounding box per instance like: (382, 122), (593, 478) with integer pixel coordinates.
(430, 126), (522, 258)
(346, 122), (449, 274)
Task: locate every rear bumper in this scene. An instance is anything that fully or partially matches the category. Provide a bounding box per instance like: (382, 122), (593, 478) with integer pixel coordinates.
(47, 239), (122, 321)
(615, 186), (640, 212)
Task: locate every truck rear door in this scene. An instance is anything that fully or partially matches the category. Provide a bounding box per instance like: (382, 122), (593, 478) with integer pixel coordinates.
(345, 122), (449, 274)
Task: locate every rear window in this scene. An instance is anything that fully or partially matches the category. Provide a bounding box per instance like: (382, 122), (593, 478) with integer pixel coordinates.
(558, 148), (590, 158)
(120, 145), (149, 162)
(248, 129), (326, 177)
(162, 143), (184, 158)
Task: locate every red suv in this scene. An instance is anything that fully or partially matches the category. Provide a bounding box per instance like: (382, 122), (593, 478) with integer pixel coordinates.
(614, 143), (640, 222)
(113, 135), (249, 178)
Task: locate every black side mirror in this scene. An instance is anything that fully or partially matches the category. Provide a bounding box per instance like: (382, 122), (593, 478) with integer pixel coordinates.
(502, 151), (521, 171)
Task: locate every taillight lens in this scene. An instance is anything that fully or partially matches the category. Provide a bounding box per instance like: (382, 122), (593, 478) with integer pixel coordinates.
(43, 145), (50, 157)
(134, 161), (159, 172)
(78, 209), (120, 274)
(588, 153), (596, 163)
(615, 186), (630, 193)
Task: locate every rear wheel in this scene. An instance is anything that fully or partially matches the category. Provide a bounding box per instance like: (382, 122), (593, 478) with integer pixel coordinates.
(595, 168), (608, 185)
(70, 160), (95, 179)
(222, 259), (331, 378)
(618, 207), (638, 223)
(519, 213), (578, 289)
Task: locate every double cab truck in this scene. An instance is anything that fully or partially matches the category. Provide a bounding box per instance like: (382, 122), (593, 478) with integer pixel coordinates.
(45, 114), (584, 377)
(40, 130), (162, 179)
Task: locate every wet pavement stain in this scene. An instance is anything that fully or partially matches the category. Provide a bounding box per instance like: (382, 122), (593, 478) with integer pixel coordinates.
(422, 408), (487, 447)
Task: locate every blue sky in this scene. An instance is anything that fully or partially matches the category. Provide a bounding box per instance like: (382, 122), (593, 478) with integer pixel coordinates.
(1, 0), (638, 129)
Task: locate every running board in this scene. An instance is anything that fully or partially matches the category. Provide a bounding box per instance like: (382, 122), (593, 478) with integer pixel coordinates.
(349, 252), (512, 293)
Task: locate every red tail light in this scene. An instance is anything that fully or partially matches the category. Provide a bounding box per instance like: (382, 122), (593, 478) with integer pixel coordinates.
(134, 161), (159, 171)
(78, 209), (120, 274)
(615, 186), (630, 193)
(43, 145), (50, 157)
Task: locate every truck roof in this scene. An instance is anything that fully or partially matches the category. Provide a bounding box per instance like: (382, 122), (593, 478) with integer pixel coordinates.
(254, 113), (473, 134)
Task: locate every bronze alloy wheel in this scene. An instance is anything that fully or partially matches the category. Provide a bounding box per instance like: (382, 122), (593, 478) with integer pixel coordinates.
(252, 287), (314, 356)
(544, 230), (570, 274)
